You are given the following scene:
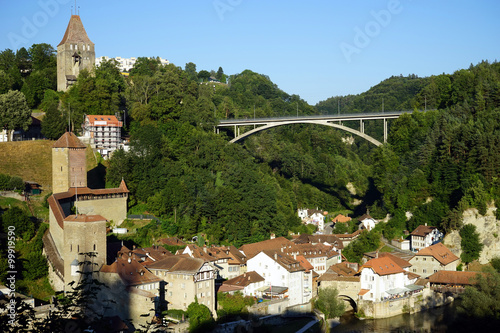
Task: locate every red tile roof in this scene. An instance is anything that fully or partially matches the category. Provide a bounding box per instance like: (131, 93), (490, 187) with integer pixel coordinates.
(361, 256), (405, 276)
(428, 271), (486, 285)
(261, 250), (305, 273)
(326, 262), (358, 277)
(145, 256), (205, 274)
(86, 115), (122, 127)
(58, 15), (93, 46)
(332, 214), (352, 223)
(296, 255), (314, 272)
(414, 243), (459, 266)
(379, 252), (412, 269)
(358, 289), (370, 296)
(411, 224), (438, 237)
(100, 257), (162, 287)
(223, 271), (265, 288)
(53, 132), (86, 148)
(239, 237), (294, 259)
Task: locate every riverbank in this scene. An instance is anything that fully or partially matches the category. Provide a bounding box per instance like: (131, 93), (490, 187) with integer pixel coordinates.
(333, 298), (500, 333)
(358, 288), (452, 319)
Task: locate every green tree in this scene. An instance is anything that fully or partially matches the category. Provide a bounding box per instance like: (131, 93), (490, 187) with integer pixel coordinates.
(217, 292), (255, 320)
(460, 224), (483, 264)
(41, 91), (67, 139)
(0, 70), (14, 94)
(8, 176), (24, 190)
(28, 43), (56, 72)
(2, 207), (35, 240)
(314, 287), (346, 319)
(186, 299), (215, 332)
(459, 271), (500, 319)
(197, 70), (210, 82)
(216, 66), (226, 82)
(185, 62), (197, 81)
(0, 90), (32, 141)
(23, 251), (48, 280)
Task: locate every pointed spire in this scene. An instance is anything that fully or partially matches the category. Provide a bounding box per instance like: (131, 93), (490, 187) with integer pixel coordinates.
(119, 178), (129, 192)
(58, 14), (93, 46)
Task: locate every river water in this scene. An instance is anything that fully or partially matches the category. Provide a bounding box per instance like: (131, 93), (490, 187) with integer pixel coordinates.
(330, 299), (494, 333)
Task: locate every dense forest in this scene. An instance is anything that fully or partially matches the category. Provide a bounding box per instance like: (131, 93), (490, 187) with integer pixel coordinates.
(1, 44), (500, 249)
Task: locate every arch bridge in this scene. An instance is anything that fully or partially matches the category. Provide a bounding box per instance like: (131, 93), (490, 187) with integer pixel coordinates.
(216, 111), (411, 146)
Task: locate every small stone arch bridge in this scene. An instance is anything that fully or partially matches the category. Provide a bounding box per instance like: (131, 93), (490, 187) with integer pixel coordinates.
(216, 111), (412, 146)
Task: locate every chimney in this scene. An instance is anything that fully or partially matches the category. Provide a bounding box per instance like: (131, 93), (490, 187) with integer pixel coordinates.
(133, 245), (136, 250)
(244, 273), (246, 277)
(203, 247), (207, 253)
(274, 253), (277, 260)
(128, 258), (131, 264)
(425, 222), (427, 226)
(293, 254), (297, 260)
(375, 250), (379, 259)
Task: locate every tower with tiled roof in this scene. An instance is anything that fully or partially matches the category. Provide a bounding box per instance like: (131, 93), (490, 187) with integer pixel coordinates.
(44, 132), (129, 292)
(52, 132), (87, 193)
(57, 14), (95, 91)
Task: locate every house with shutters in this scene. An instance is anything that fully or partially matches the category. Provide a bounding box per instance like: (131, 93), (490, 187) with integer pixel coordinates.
(409, 242), (459, 278)
(409, 224), (444, 252)
(145, 256), (218, 317)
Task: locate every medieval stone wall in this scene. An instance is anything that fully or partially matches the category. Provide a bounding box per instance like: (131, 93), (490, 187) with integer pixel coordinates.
(76, 196), (127, 224)
(63, 220), (107, 285)
(52, 148), (70, 194)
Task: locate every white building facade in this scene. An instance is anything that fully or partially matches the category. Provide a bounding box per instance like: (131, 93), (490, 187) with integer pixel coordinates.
(247, 251), (310, 306)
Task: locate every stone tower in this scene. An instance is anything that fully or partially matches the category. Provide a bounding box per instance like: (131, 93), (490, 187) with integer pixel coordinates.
(52, 132), (87, 193)
(45, 132), (129, 291)
(57, 14), (95, 91)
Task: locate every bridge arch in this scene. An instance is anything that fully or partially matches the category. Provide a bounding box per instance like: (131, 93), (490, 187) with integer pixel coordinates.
(227, 120), (382, 146)
(338, 294), (358, 313)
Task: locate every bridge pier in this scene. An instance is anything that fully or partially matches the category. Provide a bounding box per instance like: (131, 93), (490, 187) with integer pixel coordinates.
(383, 119), (387, 143)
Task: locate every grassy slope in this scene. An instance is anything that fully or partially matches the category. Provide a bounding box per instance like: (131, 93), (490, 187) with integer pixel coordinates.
(0, 140), (99, 190)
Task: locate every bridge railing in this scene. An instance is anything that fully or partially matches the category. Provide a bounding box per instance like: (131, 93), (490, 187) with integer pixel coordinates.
(217, 110), (413, 125)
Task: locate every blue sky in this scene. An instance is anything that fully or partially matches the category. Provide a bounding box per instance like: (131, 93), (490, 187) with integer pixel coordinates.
(1, 0), (499, 105)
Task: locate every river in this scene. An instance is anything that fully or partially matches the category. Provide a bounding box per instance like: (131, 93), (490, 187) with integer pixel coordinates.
(330, 299), (495, 333)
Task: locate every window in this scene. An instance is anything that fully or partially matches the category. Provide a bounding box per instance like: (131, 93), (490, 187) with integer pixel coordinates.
(181, 283), (185, 289)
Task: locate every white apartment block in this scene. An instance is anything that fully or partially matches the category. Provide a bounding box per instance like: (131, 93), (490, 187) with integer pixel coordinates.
(96, 56), (169, 72)
(82, 115), (122, 158)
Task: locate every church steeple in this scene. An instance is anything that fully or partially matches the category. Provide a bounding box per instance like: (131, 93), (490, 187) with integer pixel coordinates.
(57, 13), (95, 91)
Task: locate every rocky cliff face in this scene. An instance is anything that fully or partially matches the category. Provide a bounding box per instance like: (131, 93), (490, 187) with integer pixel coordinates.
(443, 207), (500, 264)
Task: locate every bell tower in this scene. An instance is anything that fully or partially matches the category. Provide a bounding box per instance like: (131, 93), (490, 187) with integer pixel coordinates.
(57, 11), (95, 91)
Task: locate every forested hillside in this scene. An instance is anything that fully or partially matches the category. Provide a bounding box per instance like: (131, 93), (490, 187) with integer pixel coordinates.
(2, 43), (500, 249)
